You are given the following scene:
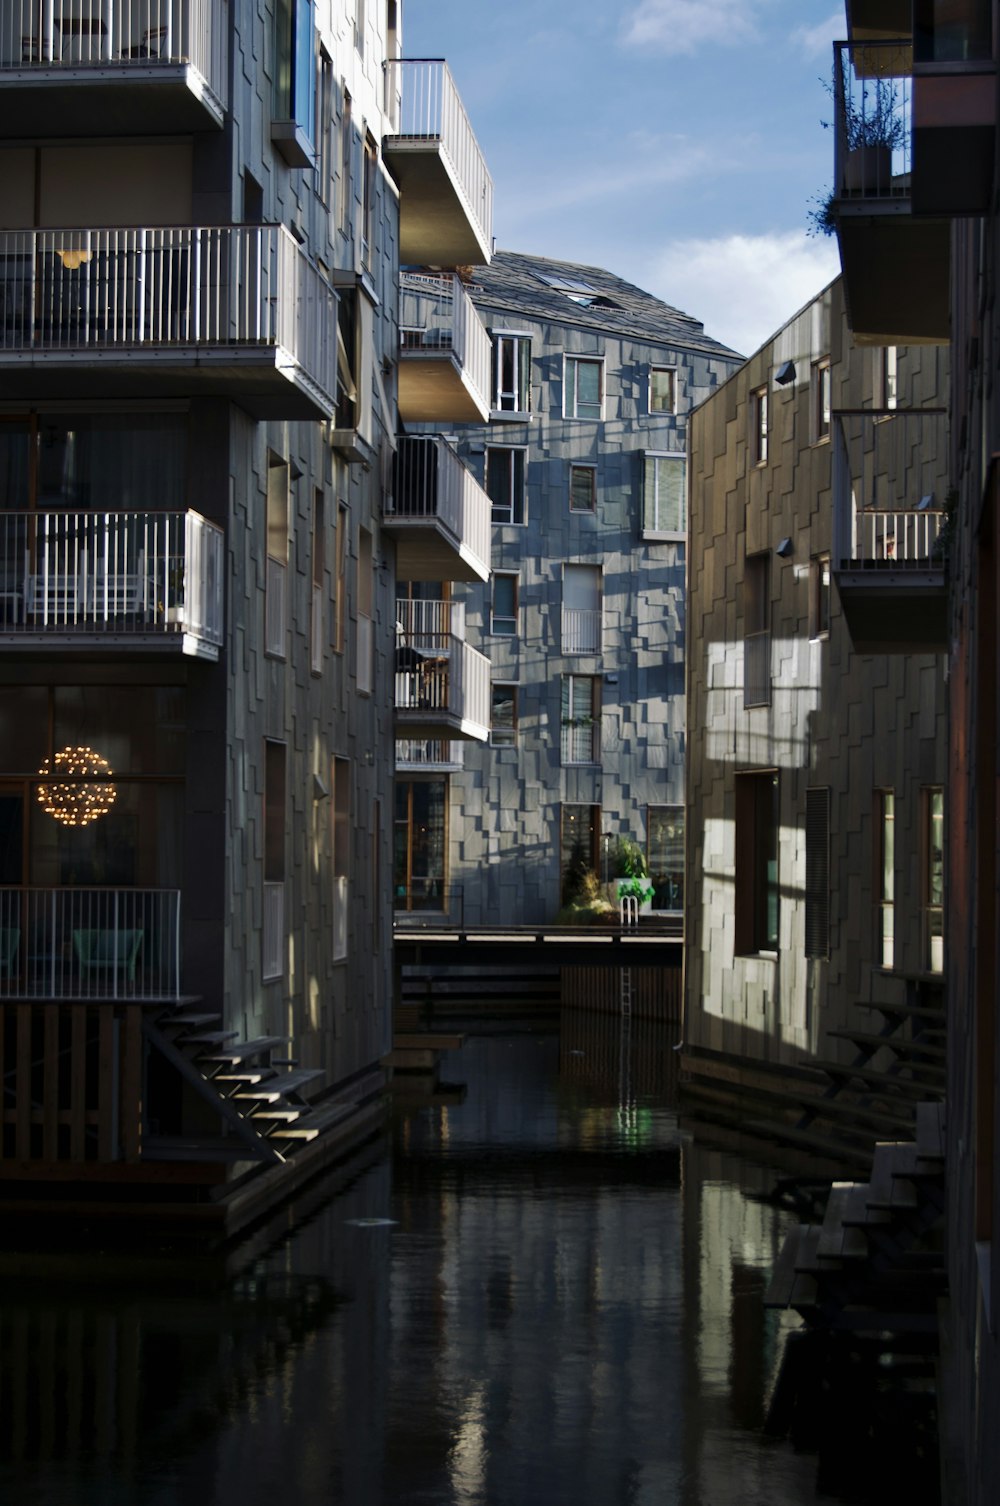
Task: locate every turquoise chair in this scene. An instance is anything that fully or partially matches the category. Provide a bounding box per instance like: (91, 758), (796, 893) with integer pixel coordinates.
(72, 928), (144, 985)
(0, 927), (19, 975)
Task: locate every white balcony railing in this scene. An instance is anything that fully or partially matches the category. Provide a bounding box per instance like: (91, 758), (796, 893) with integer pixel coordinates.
(0, 0), (227, 101)
(0, 887), (180, 1000)
(384, 58), (494, 256)
(0, 508), (223, 649)
(396, 596), (465, 645)
(561, 607), (603, 655)
(0, 225), (336, 406)
(399, 271), (491, 415)
(833, 39), (913, 205)
(389, 435), (490, 570)
(394, 609), (489, 737)
(395, 739), (464, 769)
(832, 413), (949, 569)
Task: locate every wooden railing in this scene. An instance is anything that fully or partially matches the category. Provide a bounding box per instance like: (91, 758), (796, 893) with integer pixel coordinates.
(384, 58), (493, 254)
(0, 508), (223, 647)
(0, 0), (227, 104)
(0, 887), (180, 1000)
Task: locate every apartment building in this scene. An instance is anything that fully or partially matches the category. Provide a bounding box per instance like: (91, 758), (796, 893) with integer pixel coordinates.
(393, 251), (739, 927)
(684, 274), (948, 1109)
(797, 3), (999, 1498)
(0, 2), (492, 1224)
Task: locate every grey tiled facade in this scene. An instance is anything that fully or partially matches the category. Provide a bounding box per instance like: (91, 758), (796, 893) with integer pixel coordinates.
(397, 252), (740, 926)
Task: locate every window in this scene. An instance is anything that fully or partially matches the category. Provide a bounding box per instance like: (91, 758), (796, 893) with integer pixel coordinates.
(805, 786), (830, 959)
(316, 48), (333, 203)
(334, 284), (374, 442)
(877, 345), (898, 414)
(809, 553), (831, 640)
(357, 527), (373, 694)
(394, 778), (447, 911)
(743, 553), (770, 707)
(564, 356), (604, 420)
(273, 0), (316, 145)
(354, 0), (365, 54)
(311, 489), (325, 675)
(735, 771), (779, 954)
(649, 366), (677, 414)
(560, 675), (600, 764)
(265, 454), (288, 659)
(491, 573), (518, 636)
(263, 740), (286, 980)
(362, 132), (377, 269)
(570, 464), (596, 514)
(876, 789), (895, 969)
(332, 756), (350, 961)
(492, 333), (531, 414)
(648, 806), (684, 912)
(486, 447), (526, 525)
(750, 384), (768, 465)
(812, 358), (831, 442)
(562, 564), (602, 655)
(560, 803), (600, 904)
(491, 683), (518, 746)
(923, 787), (944, 973)
(339, 89), (353, 235)
(334, 502), (347, 652)
(643, 452), (686, 537)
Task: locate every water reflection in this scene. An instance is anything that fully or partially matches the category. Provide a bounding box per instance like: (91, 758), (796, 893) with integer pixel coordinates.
(1, 1014), (890, 1506)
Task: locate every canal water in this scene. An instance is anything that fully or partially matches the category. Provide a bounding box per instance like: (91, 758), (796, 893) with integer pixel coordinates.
(0, 1014), (934, 1506)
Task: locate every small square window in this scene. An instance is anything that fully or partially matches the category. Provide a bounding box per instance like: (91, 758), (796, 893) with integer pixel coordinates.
(565, 356), (604, 420)
(491, 573), (518, 636)
(569, 464), (596, 513)
(649, 366), (677, 414)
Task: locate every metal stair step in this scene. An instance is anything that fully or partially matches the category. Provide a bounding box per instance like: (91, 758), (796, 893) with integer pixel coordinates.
(198, 1036), (289, 1065)
(163, 1011), (224, 1030)
(267, 1125), (321, 1143)
(817, 1183), (870, 1260)
(181, 1031), (241, 1047)
(231, 1068), (325, 1104)
(813, 1058), (943, 1102)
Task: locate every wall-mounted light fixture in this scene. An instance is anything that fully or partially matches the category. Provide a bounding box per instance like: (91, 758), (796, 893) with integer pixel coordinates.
(775, 537), (794, 558)
(775, 360), (796, 386)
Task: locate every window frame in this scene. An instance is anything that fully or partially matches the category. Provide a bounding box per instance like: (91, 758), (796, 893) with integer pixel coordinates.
(922, 785), (944, 974)
(490, 682), (518, 747)
(805, 785), (831, 959)
(486, 445), (527, 526)
(876, 787), (895, 970)
(642, 450), (687, 540)
(564, 355), (605, 421)
(561, 563), (603, 656)
(265, 452), (289, 660)
(812, 357), (831, 443)
(809, 552), (831, 641)
(647, 805), (684, 914)
(560, 674), (601, 765)
(750, 383), (769, 466)
(491, 331), (532, 416)
(734, 769), (780, 956)
(743, 552), (771, 708)
(648, 365), (677, 415)
(490, 572), (518, 636)
(569, 463), (597, 515)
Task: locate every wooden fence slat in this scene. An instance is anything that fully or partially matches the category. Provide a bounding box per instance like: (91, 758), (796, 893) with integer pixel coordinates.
(97, 1008), (116, 1162)
(70, 1007), (87, 1160)
(121, 1008), (142, 1163)
(15, 1005), (32, 1160)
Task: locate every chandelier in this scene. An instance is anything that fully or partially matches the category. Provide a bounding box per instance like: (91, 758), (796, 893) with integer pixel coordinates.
(36, 745), (117, 828)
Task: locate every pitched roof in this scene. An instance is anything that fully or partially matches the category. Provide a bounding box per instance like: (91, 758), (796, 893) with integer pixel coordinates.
(463, 249), (742, 361)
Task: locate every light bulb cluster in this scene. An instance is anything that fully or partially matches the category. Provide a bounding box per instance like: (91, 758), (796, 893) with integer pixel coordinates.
(36, 745), (117, 828)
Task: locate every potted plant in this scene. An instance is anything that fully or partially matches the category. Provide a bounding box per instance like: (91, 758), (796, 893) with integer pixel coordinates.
(808, 72), (908, 235)
(608, 835), (655, 915)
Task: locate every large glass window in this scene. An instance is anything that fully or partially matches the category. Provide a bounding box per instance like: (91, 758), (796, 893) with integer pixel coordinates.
(560, 676), (599, 764)
(877, 788), (895, 969)
(805, 786), (830, 959)
(2, 413), (187, 512)
(649, 366), (676, 414)
(491, 573), (517, 636)
(924, 787), (944, 973)
(394, 778), (447, 912)
(648, 806), (684, 912)
(492, 334), (531, 413)
(564, 357), (604, 421)
(274, 0), (316, 141)
(491, 684), (517, 747)
(560, 803), (600, 904)
(486, 448), (526, 525)
(643, 453), (686, 536)
(735, 770), (779, 954)
(744, 553), (771, 708)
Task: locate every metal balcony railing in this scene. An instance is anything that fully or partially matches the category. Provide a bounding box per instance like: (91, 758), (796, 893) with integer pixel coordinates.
(0, 886), (180, 1000)
(832, 412), (949, 569)
(0, 508), (223, 648)
(394, 600), (488, 735)
(395, 739), (464, 769)
(561, 606), (603, 655)
(1, 0), (225, 99)
(396, 596), (465, 643)
(399, 271), (491, 414)
(383, 58), (493, 256)
(0, 225), (336, 404)
(389, 435), (490, 570)
(833, 39), (913, 204)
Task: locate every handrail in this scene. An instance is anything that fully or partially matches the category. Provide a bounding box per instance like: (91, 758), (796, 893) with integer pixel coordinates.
(0, 886), (181, 1000)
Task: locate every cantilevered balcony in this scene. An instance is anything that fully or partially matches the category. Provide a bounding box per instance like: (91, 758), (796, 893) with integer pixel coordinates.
(831, 39), (950, 344)
(0, 1), (226, 136)
(0, 508), (224, 659)
(832, 409), (949, 652)
(394, 598), (489, 742)
(398, 272), (490, 423)
(0, 886), (180, 1001)
(383, 58), (493, 267)
(0, 225), (337, 418)
(386, 436), (490, 583)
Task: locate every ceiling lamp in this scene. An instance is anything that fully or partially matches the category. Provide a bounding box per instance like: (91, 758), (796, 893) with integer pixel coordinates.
(36, 745), (117, 828)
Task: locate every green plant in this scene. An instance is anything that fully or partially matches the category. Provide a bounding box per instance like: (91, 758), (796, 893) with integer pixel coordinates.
(609, 835), (648, 880)
(616, 875), (656, 905)
(808, 71), (907, 237)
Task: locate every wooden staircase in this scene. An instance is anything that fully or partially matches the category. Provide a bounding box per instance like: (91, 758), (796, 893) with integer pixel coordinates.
(765, 1102), (946, 1335)
(142, 1004), (370, 1165)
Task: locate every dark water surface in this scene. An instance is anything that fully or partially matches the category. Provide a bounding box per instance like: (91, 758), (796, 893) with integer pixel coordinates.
(0, 1016), (900, 1505)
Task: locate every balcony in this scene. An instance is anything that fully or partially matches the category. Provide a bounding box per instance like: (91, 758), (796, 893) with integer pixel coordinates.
(395, 739), (464, 771)
(0, 1), (226, 136)
(831, 39), (950, 343)
(394, 598), (489, 741)
(398, 272), (490, 423)
(0, 225), (337, 419)
(832, 409), (949, 651)
(386, 436), (490, 584)
(383, 58), (493, 267)
(0, 887), (181, 1001)
(0, 508), (224, 659)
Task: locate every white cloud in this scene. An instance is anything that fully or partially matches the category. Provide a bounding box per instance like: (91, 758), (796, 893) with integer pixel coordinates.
(647, 231), (842, 355)
(621, 0), (762, 55)
(791, 8), (843, 61)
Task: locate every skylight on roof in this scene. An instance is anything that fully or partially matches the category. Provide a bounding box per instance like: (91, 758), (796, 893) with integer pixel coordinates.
(535, 271), (599, 304)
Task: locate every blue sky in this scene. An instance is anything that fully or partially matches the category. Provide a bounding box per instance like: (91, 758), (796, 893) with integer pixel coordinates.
(404, 0), (844, 356)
